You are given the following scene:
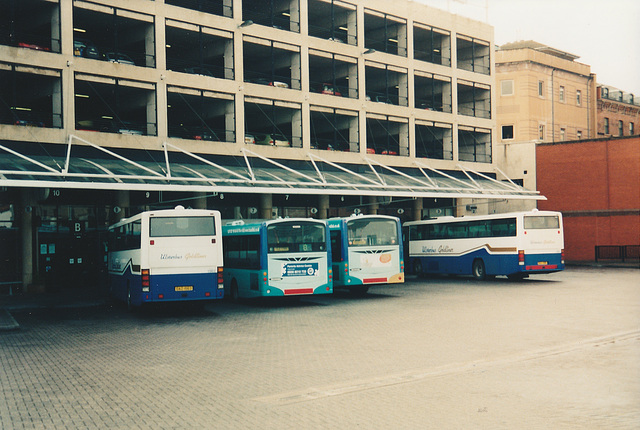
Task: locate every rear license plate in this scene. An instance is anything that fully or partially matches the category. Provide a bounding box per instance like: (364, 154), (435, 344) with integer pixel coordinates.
(174, 286), (193, 292)
(538, 261), (548, 265)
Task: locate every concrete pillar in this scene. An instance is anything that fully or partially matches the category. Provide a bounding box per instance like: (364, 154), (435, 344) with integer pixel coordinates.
(20, 189), (35, 292)
(51, 7), (61, 53)
(397, 22), (408, 57)
(192, 192), (207, 209)
(349, 116), (359, 153)
(146, 91), (157, 137)
(52, 80), (63, 128)
(289, 0), (300, 33)
(318, 195), (330, 219)
(260, 194), (273, 220)
(367, 196), (378, 215)
(115, 190), (130, 221)
(399, 122), (409, 156)
(292, 109), (303, 148)
(291, 50), (302, 91)
(225, 100), (235, 143)
(412, 197), (423, 221)
(223, 0), (233, 18)
(145, 24), (156, 68)
(224, 38), (234, 80)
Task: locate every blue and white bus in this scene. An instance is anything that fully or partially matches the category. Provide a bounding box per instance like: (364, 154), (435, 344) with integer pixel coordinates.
(328, 215), (404, 294)
(107, 207), (224, 308)
(222, 218), (332, 299)
(403, 210), (564, 280)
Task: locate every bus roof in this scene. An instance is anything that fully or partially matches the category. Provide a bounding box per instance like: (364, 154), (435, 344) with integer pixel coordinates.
(108, 207), (220, 230)
(402, 210), (562, 226)
(222, 218), (327, 235)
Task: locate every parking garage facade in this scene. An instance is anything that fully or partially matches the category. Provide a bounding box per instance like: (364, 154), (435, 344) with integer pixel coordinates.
(0, 0), (540, 294)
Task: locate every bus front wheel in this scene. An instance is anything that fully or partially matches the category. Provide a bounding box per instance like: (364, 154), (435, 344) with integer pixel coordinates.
(472, 259), (486, 281)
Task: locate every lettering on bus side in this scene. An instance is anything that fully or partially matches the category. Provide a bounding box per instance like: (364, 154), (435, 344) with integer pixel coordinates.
(161, 253), (183, 260)
(421, 246), (454, 254)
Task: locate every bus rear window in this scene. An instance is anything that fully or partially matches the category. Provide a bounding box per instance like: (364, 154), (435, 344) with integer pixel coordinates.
(267, 222), (326, 253)
(150, 216), (216, 237)
(523, 216), (559, 230)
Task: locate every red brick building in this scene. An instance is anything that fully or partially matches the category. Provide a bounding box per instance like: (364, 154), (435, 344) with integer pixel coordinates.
(597, 85), (640, 138)
(536, 136), (640, 261)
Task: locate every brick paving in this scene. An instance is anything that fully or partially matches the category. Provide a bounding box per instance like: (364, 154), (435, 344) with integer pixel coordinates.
(1, 266), (639, 429)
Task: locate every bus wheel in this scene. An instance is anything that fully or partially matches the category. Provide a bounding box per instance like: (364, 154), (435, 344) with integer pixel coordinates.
(126, 288), (133, 311)
(472, 259), (486, 281)
(230, 280), (239, 302)
(414, 260), (423, 277)
(349, 287), (369, 296)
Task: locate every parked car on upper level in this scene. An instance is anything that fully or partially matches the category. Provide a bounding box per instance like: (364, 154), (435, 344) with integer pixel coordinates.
(319, 83), (342, 96)
(74, 39), (100, 59)
(18, 42), (50, 52)
(104, 52), (135, 65)
(255, 133), (291, 147)
(247, 78), (289, 88)
(13, 110), (45, 127)
(183, 67), (214, 77)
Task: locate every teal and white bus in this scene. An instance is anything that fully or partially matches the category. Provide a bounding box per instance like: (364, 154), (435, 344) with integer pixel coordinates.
(328, 215), (404, 294)
(107, 207), (224, 309)
(222, 218), (333, 299)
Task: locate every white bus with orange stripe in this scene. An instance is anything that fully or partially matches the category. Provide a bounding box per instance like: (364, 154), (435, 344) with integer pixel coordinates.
(403, 210), (564, 280)
(328, 215), (404, 295)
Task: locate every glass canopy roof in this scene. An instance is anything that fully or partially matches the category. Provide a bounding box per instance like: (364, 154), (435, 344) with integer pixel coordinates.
(0, 136), (543, 200)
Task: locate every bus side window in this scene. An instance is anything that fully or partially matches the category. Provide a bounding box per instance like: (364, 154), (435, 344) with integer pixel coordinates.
(247, 235), (260, 269)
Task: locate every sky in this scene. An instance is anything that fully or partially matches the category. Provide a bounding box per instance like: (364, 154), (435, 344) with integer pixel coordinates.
(414, 0), (640, 96)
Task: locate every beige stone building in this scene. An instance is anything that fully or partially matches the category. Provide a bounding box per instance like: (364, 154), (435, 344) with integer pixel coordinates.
(494, 40), (596, 211)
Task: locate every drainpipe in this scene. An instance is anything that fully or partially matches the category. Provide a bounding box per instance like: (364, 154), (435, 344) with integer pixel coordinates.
(551, 68), (555, 143)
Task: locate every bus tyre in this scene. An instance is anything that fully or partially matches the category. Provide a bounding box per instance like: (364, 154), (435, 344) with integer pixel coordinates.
(230, 280), (239, 302)
(349, 287), (369, 296)
(472, 259), (486, 281)
(414, 260), (423, 277)
(126, 288), (133, 311)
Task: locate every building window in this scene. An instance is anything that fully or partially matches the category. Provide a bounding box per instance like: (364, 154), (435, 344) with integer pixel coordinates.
(501, 125), (514, 140)
(560, 128), (566, 141)
(631, 122), (635, 135)
(602, 87), (609, 98)
(458, 126), (492, 163)
(456, 35), (491, 75)
(604, 117), (609, 134)
(618, 120), (624, 136)
(559, 86), (565, 102)
(577, 130), (582, 139)
(500, 80), (514, 96)
(576, 90), (581, 106)
(538, 81), (544, 97)
(538, 124), (545, 140)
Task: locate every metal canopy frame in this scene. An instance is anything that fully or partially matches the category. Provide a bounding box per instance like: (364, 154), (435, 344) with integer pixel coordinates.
(0, 135), (544, 200)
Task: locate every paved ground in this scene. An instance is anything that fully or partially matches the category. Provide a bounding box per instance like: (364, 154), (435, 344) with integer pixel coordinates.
(1, 266), (638, 429)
